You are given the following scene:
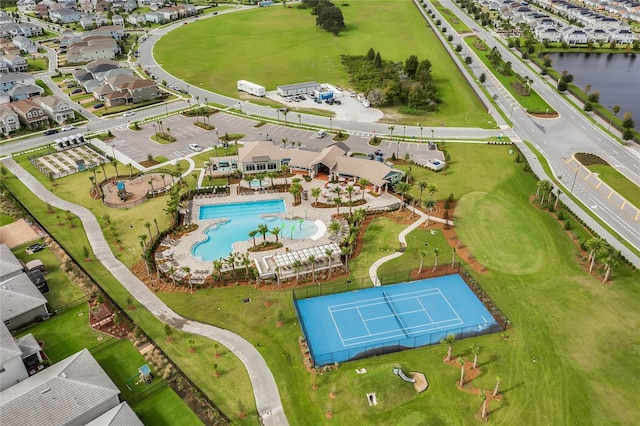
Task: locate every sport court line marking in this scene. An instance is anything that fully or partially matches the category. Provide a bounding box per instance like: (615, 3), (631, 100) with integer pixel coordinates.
(329, 308), (349, 347)
(328, 288), (441, 312)
(356, 306), (372, 335)
(435, 288), (463, 323)
(416, 298), (434, 323)
(343, 316), (464, 342)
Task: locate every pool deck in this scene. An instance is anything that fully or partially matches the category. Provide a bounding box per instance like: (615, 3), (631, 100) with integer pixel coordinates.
(159, 177), (402, 276)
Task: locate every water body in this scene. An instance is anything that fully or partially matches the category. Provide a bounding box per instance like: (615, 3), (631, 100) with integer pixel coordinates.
(546, 52), (639, 129)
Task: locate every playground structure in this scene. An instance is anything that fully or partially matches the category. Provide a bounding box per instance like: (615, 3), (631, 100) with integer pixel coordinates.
(102, 173), (172, 209)
(125, 364), (153, 391)
(393, 367), (429, 393)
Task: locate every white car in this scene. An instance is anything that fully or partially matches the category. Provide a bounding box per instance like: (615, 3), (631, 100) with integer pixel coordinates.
(122, 111), (135, 118)
(60, 125), (75, 132)
(189, 143), (203, 152)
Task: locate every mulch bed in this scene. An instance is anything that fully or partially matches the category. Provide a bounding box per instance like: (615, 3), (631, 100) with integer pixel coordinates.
(88, 298), (132, 339)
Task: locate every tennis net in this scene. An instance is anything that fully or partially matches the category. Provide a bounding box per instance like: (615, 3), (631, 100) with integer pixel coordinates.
(382, 291), (409, 337)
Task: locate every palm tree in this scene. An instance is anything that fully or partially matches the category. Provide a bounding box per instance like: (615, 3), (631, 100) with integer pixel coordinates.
(333, 195), (343, 216)
(585, 237), (608, 274)
(111, 159), (119, 177)
(292, 259), (302, 285)
(153, 218), (159, 236)
(357, 178), (370, 200)
(289, 182), (302, 205)
(451, 247), (457, 268)
(470, 345), (481, 369)
(248, 229), (258, 248)
(423, 199), (436, 226)
(281, 138), (288, 149)
(145, 222), (152, 240)
(393, 181), (412, 209)
(457, 356), (465, 387)
(160, 173), (167, 189)
(148, 179), (155, 198)
(282, 109), (288, 126)
(270, 227), (281, 244)
(257, 224), (269, 243)
(480, 392), (488, 422)
(167, 266), (176, 286)
(311, 187), (322, 206)
(226, 252), (237, 277)
(181, 266), (191, 292)
(328, 221), (342, 241)
(441, 334), (456, 362)
(267, 171), (278, 189)
(240, 252), (252, 281)
(427, 183), (438, 200)
(432, 247), (439, 272)
(554, 189), (562, 210)
(212, 259), (224, 281)
(344, 185), (355, 216)
(418, 250), (426, 275)
(280, 165), (290, 186)
(601, 251), (618, 283)
(418, 181), (428, 204)
(139, 234), (148, 251)
(492, 373), (502, 396)
(308, 255), (317, 283)
(325, 248), (334, 278)
(539, 180), (553, 205)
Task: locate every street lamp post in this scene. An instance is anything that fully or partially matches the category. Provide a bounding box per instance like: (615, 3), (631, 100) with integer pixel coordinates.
(419, 124), (423, 142)
(329, 117), (332, 132)
(570, 165), (581, 194)
(276, 110), (280, 123)
(431, 129), (434, 143)
(403, 125), (406, 139)
(152, 123), (157, 140)
(509, 102), (515, 121)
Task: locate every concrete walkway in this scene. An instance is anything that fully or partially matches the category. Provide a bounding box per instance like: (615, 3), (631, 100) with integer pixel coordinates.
(368, 206), (453, 286)
(2, 158), (288, 425)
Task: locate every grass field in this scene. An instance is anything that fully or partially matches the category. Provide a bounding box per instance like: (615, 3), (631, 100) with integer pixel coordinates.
(155, 1), (493, 128)
(0, 213), (16, 226)
(159, 143), (640, 424)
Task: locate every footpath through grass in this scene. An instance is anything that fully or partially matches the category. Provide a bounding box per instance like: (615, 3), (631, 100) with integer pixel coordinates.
(155, 1), (493, 128)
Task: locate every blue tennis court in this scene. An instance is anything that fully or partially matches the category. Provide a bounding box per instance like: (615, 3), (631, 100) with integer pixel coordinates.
(294, 275), (501, 366)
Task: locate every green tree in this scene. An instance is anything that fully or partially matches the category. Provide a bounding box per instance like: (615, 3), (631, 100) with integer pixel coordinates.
(257, 224), (269, 243)
(404, 55), (419, 78)
(423, 199), (436, 226)
(441, 334), (456, 362)
(470, 345), (481, 369)
(366, 47), (375, 61)
(457, 356), (465, 387)
(585, 237), (608, 274)
(270, 226), (281, 244)
(292, 259), (303, 285)
(311, 187), (322, 205)
(248, 229), (258, 248)
(373, 51), (382, 68)
(316, 4), (345, 36)
(393, 181), (412, 209)
(492, 373), (502, 396)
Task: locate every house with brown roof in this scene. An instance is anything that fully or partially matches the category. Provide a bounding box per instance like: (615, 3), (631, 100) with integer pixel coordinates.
(34, 95), (74, 124)
(11, 98), (49, 129)
(238, 141), (405, 192)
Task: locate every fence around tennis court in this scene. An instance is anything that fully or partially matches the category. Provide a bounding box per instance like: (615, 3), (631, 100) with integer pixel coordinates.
(292, 268), (509, 367)
(309, 320), (504, 367)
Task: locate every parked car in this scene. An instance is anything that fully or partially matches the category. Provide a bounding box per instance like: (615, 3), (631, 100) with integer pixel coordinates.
(122, 111), (135, 118)
(66, 82), (76, 88)
(334, 99), (342, 105)
(71, 88), (83, 94)
(189, 143), (203, 152)
(26, 243), (46, 254)
(60, 125), (75, 132)
(43, 129), (58, 136)
(325, 99), (335, 105)
(298, 94), (306, 100)
(93, 103), (104, 109)
(316, 130), (328, 138)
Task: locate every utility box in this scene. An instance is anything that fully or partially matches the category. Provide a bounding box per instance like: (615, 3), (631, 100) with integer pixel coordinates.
(237, 80), (266, 97)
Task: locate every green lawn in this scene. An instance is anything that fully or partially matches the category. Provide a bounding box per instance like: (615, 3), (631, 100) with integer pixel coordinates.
(134, 386), (203, 426)
(155, 1), (494, 128)
(159, 143), (640, 424)
(12, 241), (85, 310)
(586, 164), (640, 209)
(0, 213), (16, 226)
(430, 0), (473, 33)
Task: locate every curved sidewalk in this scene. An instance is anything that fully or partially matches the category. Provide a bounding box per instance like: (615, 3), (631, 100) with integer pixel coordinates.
(368, 207), (454, 285)
(2, 158), (287, 426)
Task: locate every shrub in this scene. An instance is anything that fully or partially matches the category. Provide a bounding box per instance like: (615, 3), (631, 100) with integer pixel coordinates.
(564, 220), (572, 230)
(557, 211), (565, 221)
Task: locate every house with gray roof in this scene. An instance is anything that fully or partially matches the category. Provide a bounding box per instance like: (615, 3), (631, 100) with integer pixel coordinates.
(0, 244), (23, 281)
(49, 8), (82, 24)
(6, 82), (44, 101)
(0, 322), (29, 391)
(11, 35), (38, 55)
(1, 53), (27, 73)
(0, 104), (20, 135)
(0, 273), (49, 331)
(86, 401), (144, 426)
(0, 349), (121, 425)
(35, 95), (75, 124)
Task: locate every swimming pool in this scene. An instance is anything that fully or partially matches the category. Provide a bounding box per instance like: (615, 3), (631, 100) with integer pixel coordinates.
(192, 199), (321, 261)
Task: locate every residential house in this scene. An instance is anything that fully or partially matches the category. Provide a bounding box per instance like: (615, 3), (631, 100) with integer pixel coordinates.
(16, 0), (37, 13)
(111, 14), (124, 26)
(11, 36), (38, 55)
(0, 61), (9, 74)
(49, 8), (82, 24)
(34, 3), (50, 19)
(159, 6), (179, 21)
(66, 37), (119, 64)
(85, 58), (120, 75)
(0, 272), (49, 331)
(35, 95), (74, 124)
(128, 13), (147, 26)
(123, 0), (139, 13)
(0, 105), (20, 135)
(0, 72), (35, 91)
(15, 333), (44, 376)
(0, 323), (29, 391)
(145, 12), (165, 24)
(0, 22), (43, 38)
(11, 98), (49, 129)
(609, 28), (636, 43)
(87, 25), (125, 40)
(535, 25), (563, 42)
(6, 83), (44, 101)
(562, 27), (589, 44)
(79, 14), (97, 30)
(95, 0), (111, 13)
(0, 349), (125, 425)
(86, 402), (144, 426)
(2, 54), (28, 72)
